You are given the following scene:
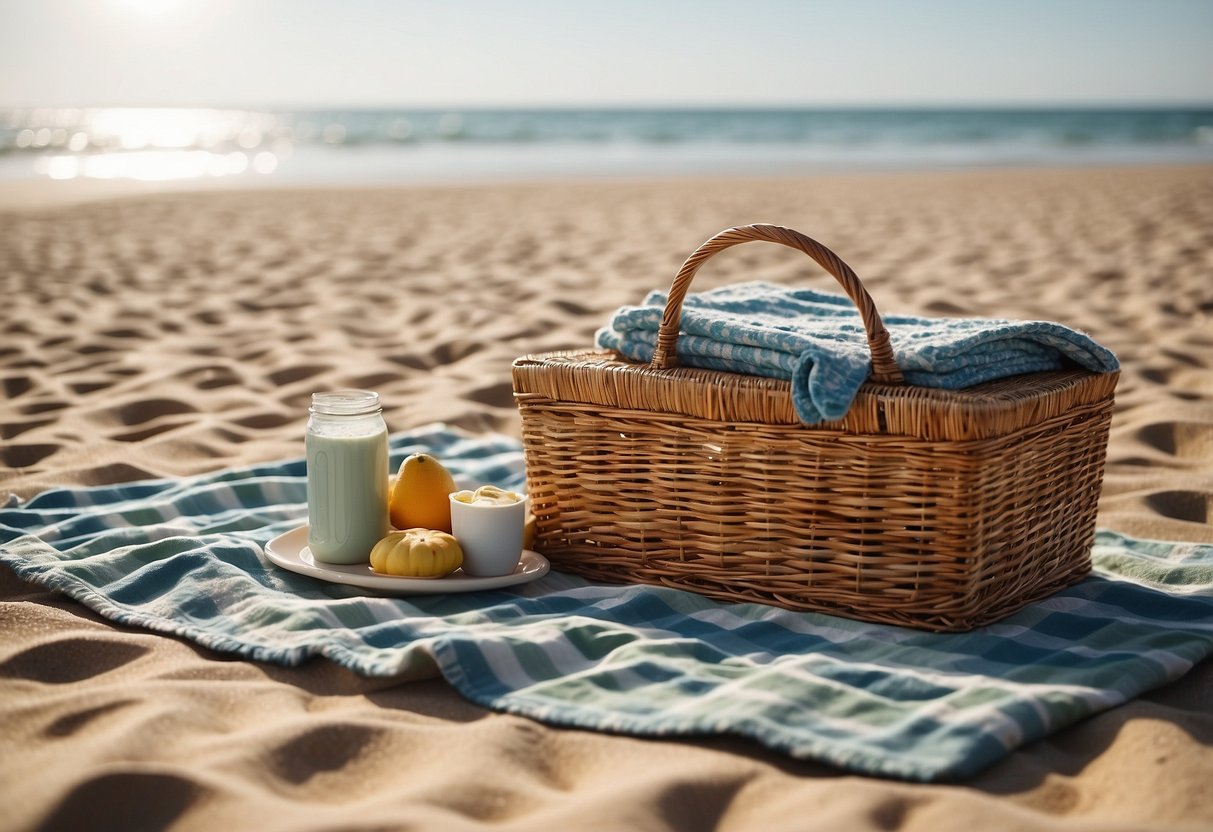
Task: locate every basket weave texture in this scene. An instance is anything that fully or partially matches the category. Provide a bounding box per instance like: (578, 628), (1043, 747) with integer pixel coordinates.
(512, 225), (1118, 631)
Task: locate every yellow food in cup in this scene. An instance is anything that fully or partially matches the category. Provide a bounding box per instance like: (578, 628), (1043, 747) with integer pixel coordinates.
(451, 485), (522, 506)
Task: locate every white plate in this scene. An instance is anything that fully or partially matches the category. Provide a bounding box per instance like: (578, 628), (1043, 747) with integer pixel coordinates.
(263, 525), (549, 594)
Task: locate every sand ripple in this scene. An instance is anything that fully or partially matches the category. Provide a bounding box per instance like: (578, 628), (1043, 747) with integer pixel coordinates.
(2, 167), (1211, 830)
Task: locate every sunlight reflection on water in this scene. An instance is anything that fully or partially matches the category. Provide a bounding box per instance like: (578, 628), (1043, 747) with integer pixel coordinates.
(5, 108), (288, 181)
(35, 150), (279, 181)
(3, 105), (1211, 184)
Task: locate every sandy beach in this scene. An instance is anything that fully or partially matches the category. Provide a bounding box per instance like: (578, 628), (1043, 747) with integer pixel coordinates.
(2, 165), (1211, 830)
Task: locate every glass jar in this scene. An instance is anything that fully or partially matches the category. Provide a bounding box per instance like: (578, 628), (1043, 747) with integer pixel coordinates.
(306, 390), (389, 564)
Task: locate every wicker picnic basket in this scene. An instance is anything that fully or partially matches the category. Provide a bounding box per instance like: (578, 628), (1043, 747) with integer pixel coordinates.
(512, 224), (1118, 631)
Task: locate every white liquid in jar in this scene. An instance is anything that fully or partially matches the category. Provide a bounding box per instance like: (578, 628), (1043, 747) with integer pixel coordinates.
(306, 425), (388, 564)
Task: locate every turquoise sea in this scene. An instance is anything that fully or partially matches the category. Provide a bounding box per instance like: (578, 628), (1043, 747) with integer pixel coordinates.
(2, 107), (1211, 184)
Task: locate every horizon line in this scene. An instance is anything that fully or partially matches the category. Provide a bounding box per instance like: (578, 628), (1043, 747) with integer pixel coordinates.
(4, 100), (1213, 113)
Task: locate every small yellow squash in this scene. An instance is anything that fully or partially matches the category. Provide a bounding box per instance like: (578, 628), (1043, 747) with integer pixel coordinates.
(369, 528), (463, 578)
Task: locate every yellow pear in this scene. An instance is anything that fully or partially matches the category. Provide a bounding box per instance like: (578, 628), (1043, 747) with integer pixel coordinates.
(389, 453), (457, 532)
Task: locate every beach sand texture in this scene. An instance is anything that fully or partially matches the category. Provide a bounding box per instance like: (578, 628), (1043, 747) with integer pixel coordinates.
(2, 165), (1211, 830)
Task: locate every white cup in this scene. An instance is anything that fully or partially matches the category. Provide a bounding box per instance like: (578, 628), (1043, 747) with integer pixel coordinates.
(449, 490), (528, 577)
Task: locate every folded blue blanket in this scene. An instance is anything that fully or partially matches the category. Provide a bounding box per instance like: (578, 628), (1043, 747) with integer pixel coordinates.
(2, 425), (1209, 782)
(595, 282), (1120, 423)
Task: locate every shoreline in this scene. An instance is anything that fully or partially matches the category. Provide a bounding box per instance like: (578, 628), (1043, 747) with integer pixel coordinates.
(3, 159), (1213, 210)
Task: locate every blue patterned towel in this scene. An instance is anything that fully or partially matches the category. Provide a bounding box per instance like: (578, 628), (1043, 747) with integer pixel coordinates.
(595, 282), (1120, 423)
(2, 424), (1209, 782)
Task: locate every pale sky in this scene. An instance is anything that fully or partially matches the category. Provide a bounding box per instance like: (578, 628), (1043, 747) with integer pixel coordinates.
(1, 0), (1211, 108)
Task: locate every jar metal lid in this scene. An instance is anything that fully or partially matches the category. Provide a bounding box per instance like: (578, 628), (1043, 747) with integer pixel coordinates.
(309, 389), (381, 416)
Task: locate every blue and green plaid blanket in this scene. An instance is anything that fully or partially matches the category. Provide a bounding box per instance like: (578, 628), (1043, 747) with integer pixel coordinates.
(2, 424), (1210, 782)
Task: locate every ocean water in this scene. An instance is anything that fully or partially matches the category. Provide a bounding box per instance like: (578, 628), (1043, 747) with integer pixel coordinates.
(1, 106), (1211, 184)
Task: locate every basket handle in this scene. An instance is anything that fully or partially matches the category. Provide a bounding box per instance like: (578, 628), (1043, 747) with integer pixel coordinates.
(651, 224), (904, 385)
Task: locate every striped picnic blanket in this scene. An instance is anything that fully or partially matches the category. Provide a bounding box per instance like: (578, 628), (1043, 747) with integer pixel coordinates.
(2, 424), (1211, 782)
